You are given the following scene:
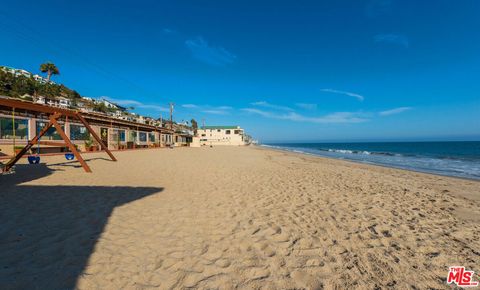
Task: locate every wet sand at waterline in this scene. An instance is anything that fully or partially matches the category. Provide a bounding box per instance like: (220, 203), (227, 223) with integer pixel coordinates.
(1, 146), (479, 289)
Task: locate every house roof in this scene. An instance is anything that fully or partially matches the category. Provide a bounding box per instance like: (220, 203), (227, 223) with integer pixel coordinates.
(202, 126), (239, 130)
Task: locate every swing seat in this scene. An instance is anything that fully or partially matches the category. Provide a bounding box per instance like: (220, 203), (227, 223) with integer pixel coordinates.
(28, 155), (40, 164)
(65, 153), (75, 160)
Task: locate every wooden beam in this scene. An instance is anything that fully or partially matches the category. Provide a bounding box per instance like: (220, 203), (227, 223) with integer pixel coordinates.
(50, 115), (92, 173)
(0, 97), (174, 134)
(2, 113), (61, 173)
(37, 141), (68, 146)
(75, 113), (117, 162)
(0, 98), (78, 117)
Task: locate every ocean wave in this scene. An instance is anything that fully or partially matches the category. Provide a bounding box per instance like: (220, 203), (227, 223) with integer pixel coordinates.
(319, 148), (479, 161)
(321, 148), (400, 157)
(261, 143), (480, 180)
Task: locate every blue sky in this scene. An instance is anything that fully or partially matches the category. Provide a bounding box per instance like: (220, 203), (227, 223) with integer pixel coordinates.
(1, 0), (479, 142)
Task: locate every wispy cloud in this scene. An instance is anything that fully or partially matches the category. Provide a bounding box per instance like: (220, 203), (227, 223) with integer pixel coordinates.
(379, 106), (412, 116)
(215, 106), (233, 110)
(181, 103), (232, 115)
(320, 89), (365, 101)
(251, 101), (294, 111)
(185, 37), (236, 66)
(242, 108), (368, 124)
(295, 103), (317, 110)
(202, 110), (229, 115)
(104, 97), (169, 112)
(138, 104), (170, 112)
(374, 34), (409, 48)
(181, 104), (198, 108)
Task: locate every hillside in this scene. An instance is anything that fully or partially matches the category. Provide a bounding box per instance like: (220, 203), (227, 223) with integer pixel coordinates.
(0, 69), (82, 104)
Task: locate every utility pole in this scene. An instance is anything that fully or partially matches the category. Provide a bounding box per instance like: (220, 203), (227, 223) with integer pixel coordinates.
(202, 118), (205, 129)
(169, 102), (174, 130)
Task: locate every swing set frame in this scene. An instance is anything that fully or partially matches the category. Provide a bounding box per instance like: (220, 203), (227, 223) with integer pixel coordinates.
(0, 98), (116, 173)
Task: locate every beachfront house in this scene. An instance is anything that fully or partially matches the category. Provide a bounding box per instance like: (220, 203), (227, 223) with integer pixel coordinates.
(197, 125), (247, 146)
(1, 66), (53, 84)
(91, 98), (127, 118)
(42, 97), (71, 108)
(173, 124), (194, 147)
(0, 97), (176, 155)
(1, 67), (31, 78)
(136, 115), (146, 124)
(81, 97), (94, 102)
(98, 98), (119, 109)
(57, 97), (72, 108)
(76, 99), (93, 112)
(34, 95), (46, 105)
(33, 95), (71, 108)
(32, 74), (49, 84)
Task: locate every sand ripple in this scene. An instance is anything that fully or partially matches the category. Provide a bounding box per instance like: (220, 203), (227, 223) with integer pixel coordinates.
(1, 146), (479, 289)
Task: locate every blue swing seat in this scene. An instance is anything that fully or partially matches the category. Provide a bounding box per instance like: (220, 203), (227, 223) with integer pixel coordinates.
(65, 153), (75, 160)
(28, 155), (40, 164)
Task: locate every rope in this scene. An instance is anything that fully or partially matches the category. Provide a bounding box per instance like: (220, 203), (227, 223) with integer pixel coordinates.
(12, 108), (15, 156)
(36, 115), (41, 155)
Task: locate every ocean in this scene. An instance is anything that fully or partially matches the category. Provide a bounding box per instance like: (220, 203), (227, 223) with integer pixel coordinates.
(262, 141), (480, 180)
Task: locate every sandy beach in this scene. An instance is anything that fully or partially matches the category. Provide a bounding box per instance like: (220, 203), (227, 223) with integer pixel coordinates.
(1, 146), (479, 289)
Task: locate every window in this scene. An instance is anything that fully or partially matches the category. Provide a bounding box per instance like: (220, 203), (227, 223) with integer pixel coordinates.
(201, 134), (206, 137)
(110, 129), (126, 142)
(128, 131), (136, 142)
(234, 130), (241, 134)
(0, 117), (28, 139)
(70, 124), (89, 140)
(139, 132), (147, 142)
(148, 132), (155, 142)
(217, 129), (221, 132)
(118, 130), (126, 142)
(226, 130), (231, 134)
(36, 120), (63, 140)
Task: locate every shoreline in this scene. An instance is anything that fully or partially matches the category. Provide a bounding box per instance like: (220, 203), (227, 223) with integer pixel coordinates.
(258, 143), (480, 182)
(255, 145), (480, 204)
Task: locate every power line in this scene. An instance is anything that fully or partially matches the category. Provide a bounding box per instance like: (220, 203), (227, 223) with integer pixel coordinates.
(0, 12), (160, 100)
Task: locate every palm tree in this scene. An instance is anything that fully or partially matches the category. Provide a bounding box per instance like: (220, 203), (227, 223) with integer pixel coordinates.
(39, 62), (60, 81)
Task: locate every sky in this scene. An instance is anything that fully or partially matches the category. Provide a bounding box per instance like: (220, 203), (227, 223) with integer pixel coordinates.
(1, 0), (479, 142)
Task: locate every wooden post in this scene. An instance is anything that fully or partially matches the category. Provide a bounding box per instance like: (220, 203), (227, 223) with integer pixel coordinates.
(75, 113), (117, 161)
(50, 115), (92, 173)
(1, 113), (60, 173)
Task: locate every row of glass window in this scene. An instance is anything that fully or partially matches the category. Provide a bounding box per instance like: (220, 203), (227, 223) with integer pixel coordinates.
(0, 117), (29, 139)
(0, 117), (160, 142)
(206, 129), (242, 134)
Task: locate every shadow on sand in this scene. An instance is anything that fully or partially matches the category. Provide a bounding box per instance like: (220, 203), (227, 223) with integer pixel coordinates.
(0, 164), (163, 289)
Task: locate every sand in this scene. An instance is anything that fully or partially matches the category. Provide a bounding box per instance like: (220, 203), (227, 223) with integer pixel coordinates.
(1, 146), (479, 289)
